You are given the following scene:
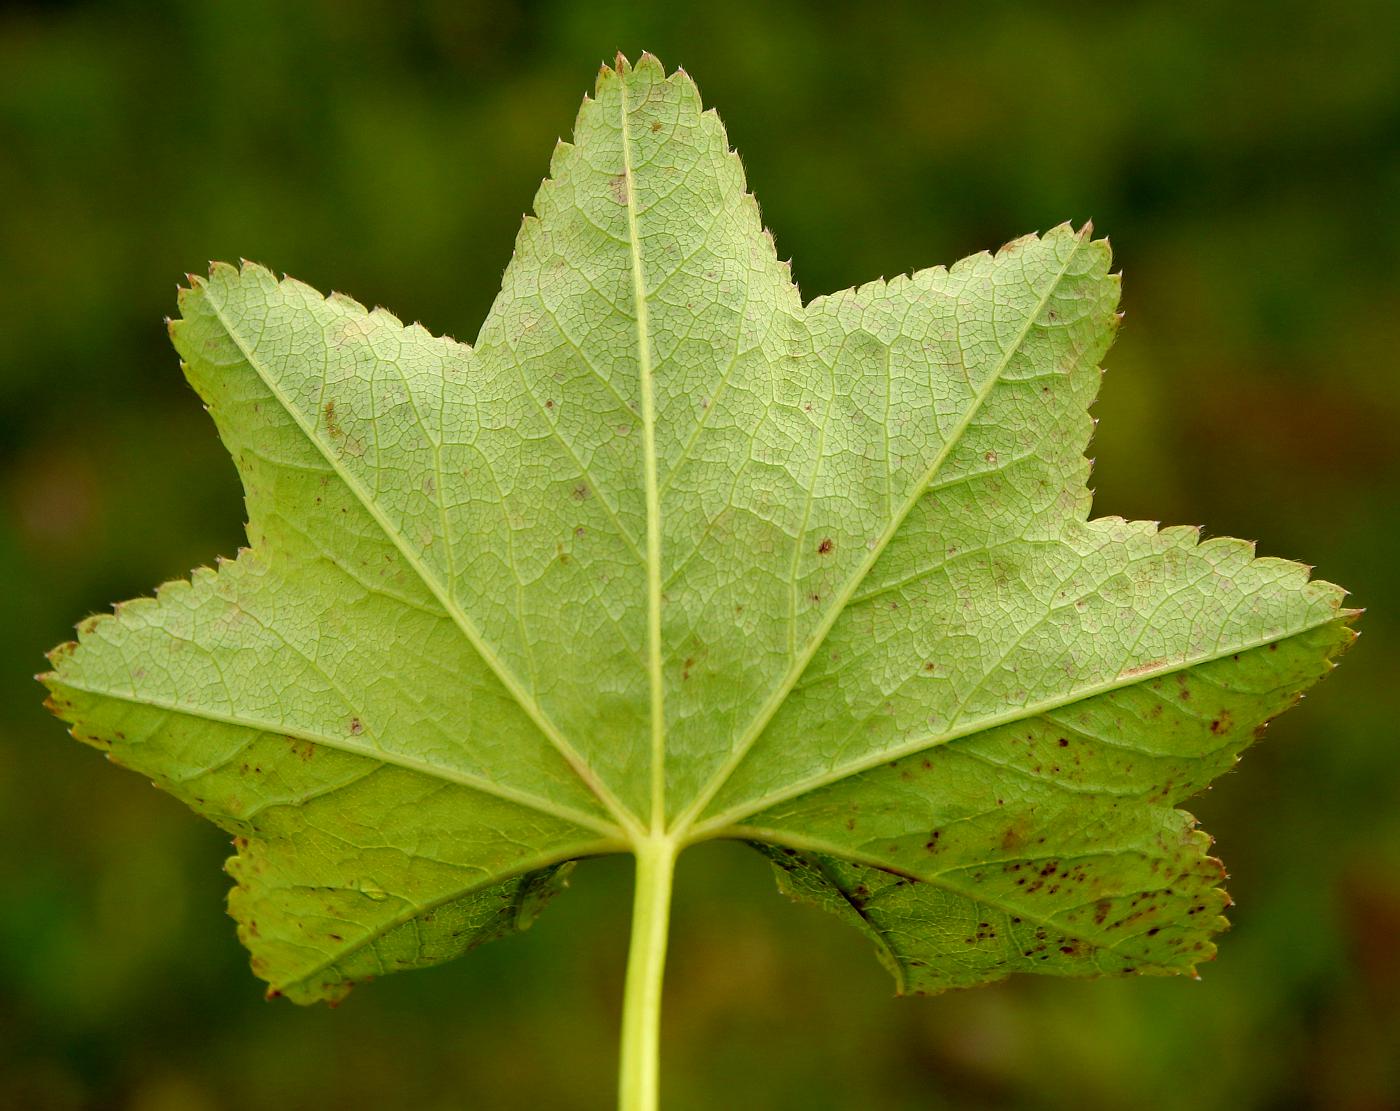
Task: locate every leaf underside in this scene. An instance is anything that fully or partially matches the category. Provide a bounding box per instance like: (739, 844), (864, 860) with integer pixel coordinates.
(43, 54), (1353, 1004)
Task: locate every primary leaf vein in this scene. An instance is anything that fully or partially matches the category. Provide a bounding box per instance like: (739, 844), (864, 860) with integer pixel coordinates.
(674, 234), (1090, 834)
(201, 287), (640, 836)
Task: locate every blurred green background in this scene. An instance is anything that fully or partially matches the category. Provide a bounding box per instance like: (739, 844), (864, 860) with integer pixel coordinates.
(2, 2), (1397, 1108)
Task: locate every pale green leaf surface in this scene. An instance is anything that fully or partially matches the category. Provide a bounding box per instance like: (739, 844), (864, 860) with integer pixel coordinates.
(43, 54), (1353, 1003)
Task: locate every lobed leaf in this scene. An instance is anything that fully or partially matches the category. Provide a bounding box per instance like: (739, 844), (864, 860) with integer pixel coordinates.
(43, 53), (1354, 1003)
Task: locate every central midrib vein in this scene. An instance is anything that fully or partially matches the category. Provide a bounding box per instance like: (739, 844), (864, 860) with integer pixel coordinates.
(617, 76), (669, 835)
(671, 234), (1089, 835)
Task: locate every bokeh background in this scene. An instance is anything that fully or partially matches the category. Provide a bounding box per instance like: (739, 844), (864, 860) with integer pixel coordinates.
(2, 2), (1397, 1108)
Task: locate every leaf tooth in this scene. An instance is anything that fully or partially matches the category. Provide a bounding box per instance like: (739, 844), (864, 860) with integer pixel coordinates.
(995, 232), (1039, 258)
(369, 305), (404, 329)
(667, 64), (701, 102)
(948, 247), (996, 278)
(277, 274), (324, 304)
(1196, 535), (1259, 568)
(42, 639), (77, 668)
(327, 290), (368, 315)
(547, 137), (573, 177)
(177, 276), (205, 316)
(634, 51), (665, 78)
(575, 89), (596, 131)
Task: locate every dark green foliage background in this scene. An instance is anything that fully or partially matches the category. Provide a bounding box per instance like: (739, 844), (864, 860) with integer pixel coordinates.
(2, 2), (1396, 1108)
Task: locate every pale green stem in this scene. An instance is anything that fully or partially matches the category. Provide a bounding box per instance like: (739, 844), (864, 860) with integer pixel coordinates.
(618, 837), (677, 1111)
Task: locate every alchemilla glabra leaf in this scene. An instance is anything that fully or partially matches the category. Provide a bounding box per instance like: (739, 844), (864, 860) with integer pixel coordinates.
(42, 53), (1354, 1106)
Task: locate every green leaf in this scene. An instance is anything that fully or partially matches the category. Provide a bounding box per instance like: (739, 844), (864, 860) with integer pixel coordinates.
(42, 52), (1353, 1014)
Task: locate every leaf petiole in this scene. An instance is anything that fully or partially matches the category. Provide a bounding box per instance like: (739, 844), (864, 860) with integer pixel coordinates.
(618, 836), (679, 1111)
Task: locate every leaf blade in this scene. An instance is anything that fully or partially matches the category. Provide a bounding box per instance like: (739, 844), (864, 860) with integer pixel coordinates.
(42, 55), (1356, 1009)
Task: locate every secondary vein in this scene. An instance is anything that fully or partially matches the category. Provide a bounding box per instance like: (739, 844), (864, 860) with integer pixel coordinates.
(201, 284), (643, 838)
(54, 677), (624, 838)
(672, 232), (1089, 836)
(266, 838), (622, 994)
(688, 614), (1342, 836)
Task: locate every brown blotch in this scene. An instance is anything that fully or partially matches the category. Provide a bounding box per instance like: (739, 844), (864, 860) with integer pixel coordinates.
(817, 538), (834, 555)
(324, 400), (342, 438)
